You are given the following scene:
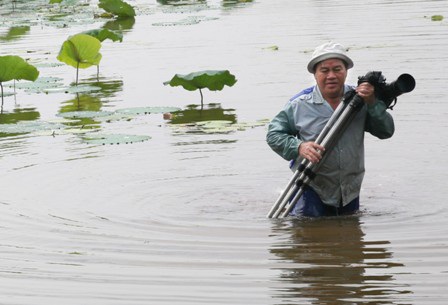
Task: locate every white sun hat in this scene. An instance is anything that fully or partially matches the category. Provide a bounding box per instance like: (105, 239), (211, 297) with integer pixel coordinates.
(307, 42), (354, 73)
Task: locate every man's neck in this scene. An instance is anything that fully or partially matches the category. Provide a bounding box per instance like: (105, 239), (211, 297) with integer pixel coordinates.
(325, 96), (342, 110)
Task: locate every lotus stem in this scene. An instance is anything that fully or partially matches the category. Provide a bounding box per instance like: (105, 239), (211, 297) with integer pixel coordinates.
(199, 88), (204, 109)
(0, 82), (4, 107)
(76, 62), (79, 85)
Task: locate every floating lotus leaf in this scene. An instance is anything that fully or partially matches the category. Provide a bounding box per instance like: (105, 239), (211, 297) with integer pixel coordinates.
(40, 84), (102, 94)
(195, 120), (234, 128)
(168, 119), (268, 135)
(83, 133), (151, 145)
(0, 120), (65, 135)
(57, 110), (114, 119)
(98, 0), (136, 18)
(115, 106), (181, 115)
(82, 28), (123, 42)
(7, 76), (63, 93)
(152, 16), (218, 27)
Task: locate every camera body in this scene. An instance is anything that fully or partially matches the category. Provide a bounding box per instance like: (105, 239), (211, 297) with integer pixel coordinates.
(358, 71), (416, 108)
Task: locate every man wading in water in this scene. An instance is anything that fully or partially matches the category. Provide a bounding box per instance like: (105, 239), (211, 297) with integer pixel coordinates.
(266, 42), (395, 217)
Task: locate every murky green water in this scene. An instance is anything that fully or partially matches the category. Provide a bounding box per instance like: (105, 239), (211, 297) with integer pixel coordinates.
(1, 0), (448, 304)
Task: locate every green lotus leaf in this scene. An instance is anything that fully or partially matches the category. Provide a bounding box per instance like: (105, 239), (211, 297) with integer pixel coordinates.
(0, 55), (40, 83)
(49, 0), (63, 3)
(57, 34), (102, 69)
(164, 70), (237, 91)
(0, 120), (65, 136)
(57, 110), (114, 119)
(115, 106), (182, 115)
(84, 133), (151, 145)
(82, 28), (123, 42)
(98, 0), (136, 18)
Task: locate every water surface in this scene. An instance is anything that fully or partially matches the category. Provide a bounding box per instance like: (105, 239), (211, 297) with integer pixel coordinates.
(1, 0), (448, 304)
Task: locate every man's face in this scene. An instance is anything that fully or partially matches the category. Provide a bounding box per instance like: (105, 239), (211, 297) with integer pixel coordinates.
(314, 58), (347, 99)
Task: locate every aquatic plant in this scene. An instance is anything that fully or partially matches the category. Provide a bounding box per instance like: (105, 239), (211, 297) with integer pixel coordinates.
(57, 34), (102, 85)
(431, 15), (444, 21)
(164, 70), (237, 108)
(98, 0), (136, 19)
(83, 133), (151, 145)
(0, 55), (39, 107)
(82, 28), (123, 42)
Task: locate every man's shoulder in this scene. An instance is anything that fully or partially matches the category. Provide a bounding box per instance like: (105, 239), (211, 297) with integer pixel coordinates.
(289, 86), (315, 104)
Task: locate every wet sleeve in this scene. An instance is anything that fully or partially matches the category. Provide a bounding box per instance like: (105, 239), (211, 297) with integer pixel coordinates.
(365, 99), (395, 139)
(266, 104), (301, 161)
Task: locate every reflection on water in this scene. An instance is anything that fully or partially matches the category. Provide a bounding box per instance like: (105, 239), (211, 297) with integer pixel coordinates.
(0, 107), (39, 124)
(169, 103), (236, 124)
(0, 26), (30, 42)
(157, 0), (207, 5)
(1, 0), (448, 304)
(270, 217), (412, 304)
(103, 17), (136, 32)
(0, 107), (41, 138)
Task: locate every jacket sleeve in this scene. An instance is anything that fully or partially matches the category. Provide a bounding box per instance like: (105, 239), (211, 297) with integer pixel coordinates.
(365, 99), (395, 139)
(266, 104), (301, 161)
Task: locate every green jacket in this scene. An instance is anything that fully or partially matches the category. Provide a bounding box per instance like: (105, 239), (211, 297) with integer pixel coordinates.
(266, 85), (394, 207)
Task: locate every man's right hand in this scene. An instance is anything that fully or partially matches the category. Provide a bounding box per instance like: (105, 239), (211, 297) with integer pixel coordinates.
(299, 141), (325, 163)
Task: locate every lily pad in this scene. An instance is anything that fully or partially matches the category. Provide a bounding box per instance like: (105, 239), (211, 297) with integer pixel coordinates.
(83, 133), (151, 145)
(0, 120), (65, 135)
(57, 110), (114, 119)
(115, 106), (181, 115)
(42, 84), (102, 94)
(431, 15), (444, 21)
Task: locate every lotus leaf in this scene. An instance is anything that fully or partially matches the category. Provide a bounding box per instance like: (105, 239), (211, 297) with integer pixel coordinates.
(0, 55), (40, 83)
(164, 70), (237, 107)
(82, 28), (123, 42)
(431, 15), (444, 21)
(164, 70), (237, 91)
(84, 133), (151, 145)
(57, 34), (102, 84)
(0, 120), (64, 136)
(0, 55), (39, 105)
(57, 110), (114, 119)
(115, 106), (181, 115)
(98, 0), (136, 18)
